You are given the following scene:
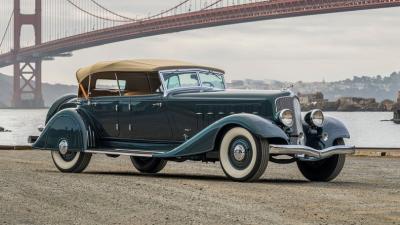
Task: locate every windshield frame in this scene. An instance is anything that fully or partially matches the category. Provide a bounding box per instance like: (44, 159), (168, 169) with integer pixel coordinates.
(159, 68), (225, 96)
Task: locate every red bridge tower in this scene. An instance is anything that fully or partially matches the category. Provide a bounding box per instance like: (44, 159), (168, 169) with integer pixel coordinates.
(12, 0), (44, 108)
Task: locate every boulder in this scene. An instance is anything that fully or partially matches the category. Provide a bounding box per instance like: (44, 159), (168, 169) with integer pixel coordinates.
(0, 127), (11, 132)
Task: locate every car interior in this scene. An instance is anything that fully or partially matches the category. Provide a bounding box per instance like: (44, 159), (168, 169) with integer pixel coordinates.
(78, 71), (163, 98)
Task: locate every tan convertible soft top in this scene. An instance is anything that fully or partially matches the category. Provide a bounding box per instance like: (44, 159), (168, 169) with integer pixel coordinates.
(76, 59), (225, 83)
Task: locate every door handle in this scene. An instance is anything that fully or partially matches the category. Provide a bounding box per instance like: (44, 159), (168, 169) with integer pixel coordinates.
(152, 102), (162, 107)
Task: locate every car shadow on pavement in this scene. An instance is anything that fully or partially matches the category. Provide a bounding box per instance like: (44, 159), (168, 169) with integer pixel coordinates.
(84, 171), (233, 182)
(79, 171), (322, 184)
(42, 170), (368, 186)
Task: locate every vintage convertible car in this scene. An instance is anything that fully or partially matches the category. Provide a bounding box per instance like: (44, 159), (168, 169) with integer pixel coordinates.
(30, 59), (355, 182)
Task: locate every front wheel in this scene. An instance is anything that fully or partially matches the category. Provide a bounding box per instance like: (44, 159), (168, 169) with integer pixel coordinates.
(219, 127), (269, 182)
(297, 139), (346, 182)
(130, 157), (167, 173)
(51, 150), (92, 173)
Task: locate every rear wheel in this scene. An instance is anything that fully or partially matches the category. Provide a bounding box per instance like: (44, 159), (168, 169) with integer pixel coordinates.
(51, 140), (92, 173)
(130, 157), (167, 173)
(297, 139), (346, 182)
(219, 127), (269, 182)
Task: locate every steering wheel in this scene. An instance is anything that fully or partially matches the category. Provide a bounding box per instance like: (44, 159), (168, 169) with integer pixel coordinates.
(202, 82), (215, 88)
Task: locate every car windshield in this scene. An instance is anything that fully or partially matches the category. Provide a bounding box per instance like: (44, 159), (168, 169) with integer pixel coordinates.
(161, 70), (225, 91)
(198, 71), (225, 89)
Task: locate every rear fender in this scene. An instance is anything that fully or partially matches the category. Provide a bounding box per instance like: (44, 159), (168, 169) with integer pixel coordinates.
(45, 94), (78, 124)
(33, 108), (89, 151)
(156, 113), (288, 158)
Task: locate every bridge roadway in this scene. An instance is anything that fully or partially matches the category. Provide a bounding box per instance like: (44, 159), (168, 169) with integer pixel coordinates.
(1, 0), (400, 68)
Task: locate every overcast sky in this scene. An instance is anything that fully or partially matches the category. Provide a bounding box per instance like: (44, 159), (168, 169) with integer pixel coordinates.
(0, 0), (399, 85)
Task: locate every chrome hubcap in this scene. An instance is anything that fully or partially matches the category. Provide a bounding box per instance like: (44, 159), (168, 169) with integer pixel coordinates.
(233, 144), (246, 161)
(58, 140), (69, 155)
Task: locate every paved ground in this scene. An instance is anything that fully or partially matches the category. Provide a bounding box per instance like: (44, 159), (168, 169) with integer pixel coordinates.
(0, 151), (399, 225)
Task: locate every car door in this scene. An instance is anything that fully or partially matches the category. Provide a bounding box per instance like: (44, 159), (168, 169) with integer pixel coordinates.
(90, 96), (120, 138)
(130, 94), (172, 140)
(166, 98), (199, 141)
(117, 96), (132, 139)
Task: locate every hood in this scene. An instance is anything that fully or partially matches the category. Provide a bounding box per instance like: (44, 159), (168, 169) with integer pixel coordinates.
(169, 89), (293, 100)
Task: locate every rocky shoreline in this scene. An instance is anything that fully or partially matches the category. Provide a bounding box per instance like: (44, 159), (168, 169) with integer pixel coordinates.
(299, 92), (400, 112)
(0, 127), (11, 132)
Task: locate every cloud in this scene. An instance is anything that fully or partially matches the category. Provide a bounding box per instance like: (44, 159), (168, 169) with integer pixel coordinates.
(0, 0), (399, 84)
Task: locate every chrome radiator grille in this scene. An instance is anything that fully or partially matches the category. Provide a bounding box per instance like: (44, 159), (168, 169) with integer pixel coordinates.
(275, 96), (305, 145)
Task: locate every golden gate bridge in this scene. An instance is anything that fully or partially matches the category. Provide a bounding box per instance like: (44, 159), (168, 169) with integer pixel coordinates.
(0, 0), (399, 107)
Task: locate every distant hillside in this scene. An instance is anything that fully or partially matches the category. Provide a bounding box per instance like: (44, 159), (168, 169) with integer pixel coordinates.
(0, 74), (13, 107)
(1, 70), (399, 107)
(0, 73), (77, 107)
(293, 72), (400, 101)
(228, 71), (400, 101)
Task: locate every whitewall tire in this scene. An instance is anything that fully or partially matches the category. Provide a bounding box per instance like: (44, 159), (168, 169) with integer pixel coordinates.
(219, 127), (269, 182)
(51, 140), (92, 173)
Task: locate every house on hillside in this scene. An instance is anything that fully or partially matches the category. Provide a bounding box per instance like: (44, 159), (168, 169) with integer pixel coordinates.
(298, 92), (327, 111)
(298, 92), (325, 105)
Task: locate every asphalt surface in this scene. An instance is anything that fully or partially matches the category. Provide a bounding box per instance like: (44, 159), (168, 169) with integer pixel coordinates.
(0, 151), (399, 225)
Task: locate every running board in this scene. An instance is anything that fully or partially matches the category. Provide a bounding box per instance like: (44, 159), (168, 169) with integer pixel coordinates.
(85, 149), (165, 157)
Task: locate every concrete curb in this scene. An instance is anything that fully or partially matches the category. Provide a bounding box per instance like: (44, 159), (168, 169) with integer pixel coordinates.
(355, 148), (400, 157)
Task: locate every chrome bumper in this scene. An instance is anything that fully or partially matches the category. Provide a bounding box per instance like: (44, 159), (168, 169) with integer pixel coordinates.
(269, 144), (355, 160)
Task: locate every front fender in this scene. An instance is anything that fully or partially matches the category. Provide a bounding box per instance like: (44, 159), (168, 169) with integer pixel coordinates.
(33, 108), (88, 151)
(156, 113), (288, 158)
(304, 115), (350, 149)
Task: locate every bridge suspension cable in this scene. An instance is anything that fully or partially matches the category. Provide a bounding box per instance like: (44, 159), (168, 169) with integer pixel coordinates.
(201, 0), (224, 10)
(0, 11), (13, 53)
(66, 0), (132, 23)
(146, 0), (191, 20)
(89, 0), (137, 22)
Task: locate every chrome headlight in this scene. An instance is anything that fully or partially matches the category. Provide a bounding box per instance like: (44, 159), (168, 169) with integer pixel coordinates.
(305, 109), (324, 127)
(278, 109), (294, 127)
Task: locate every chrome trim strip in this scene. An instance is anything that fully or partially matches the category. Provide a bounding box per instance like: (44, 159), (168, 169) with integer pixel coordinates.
(269, 144), (355, 159)
(85, 149), (165, 157)
(88, 126), (92, 147)
(92, 129), (95, 147)
(86, 130), (90, 147)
